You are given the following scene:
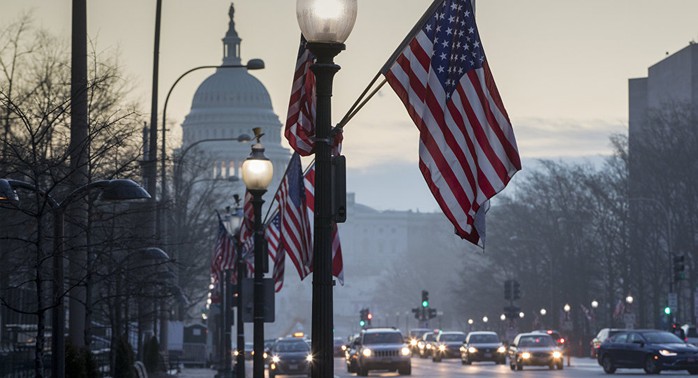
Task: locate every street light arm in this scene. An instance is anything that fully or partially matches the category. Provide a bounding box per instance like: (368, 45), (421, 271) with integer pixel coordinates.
(6, 179), (59, 208)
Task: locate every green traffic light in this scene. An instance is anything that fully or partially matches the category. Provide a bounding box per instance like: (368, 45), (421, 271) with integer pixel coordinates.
(664, 307), (672, 315)
(422, 300), (428, 308)
(359, 320), (365, 327)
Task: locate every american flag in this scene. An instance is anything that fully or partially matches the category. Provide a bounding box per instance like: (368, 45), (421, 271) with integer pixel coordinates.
(284, 35), (342, 156)
(304, 163), (344, 284)
(383, 0), (521, 245)
(273, 153), (313, 280)
(210, 213), (236, 284)
(265, 214), (285, 292)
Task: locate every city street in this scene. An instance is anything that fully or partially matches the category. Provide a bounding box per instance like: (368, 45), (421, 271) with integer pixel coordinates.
(329, 357), (696, 377)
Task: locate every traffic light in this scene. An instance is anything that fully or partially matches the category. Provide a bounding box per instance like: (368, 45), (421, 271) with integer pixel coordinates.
(664, 306), (672, 315)
(367, 310), (373, 326)
(421, 290), (429, 308)
(504, 280), (512, 300)
(674, 255), (686, 281)
(359, 308), (368, 327)
(428, 308), (437, 319)
(411, 307), (420, 319)
(513, 280), (521, 300)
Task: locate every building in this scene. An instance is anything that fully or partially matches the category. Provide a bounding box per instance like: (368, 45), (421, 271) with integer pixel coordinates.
(628, 42), (698, 325)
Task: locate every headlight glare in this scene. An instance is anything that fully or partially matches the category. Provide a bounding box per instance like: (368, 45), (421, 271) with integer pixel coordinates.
(410, 339), (417, 346)
(362, 348), (372, 357)
(659, 349), (677, 356)
(468, 347), (477, 353)
(306, 354), (314, 362)
(271, 355), (280, 363)
(497, 346), (506, 353)
(521, 352), (531, 359)
(553, 351), (562, 359)
(401, 347), (411, 356)
(438, 344), (446, 351)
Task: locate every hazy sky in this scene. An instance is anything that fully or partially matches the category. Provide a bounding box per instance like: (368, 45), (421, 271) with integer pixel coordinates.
(2, 0), (698, 211)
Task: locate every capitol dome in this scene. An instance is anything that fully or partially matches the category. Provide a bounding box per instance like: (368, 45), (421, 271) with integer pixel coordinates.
(180, 2), (289, 188)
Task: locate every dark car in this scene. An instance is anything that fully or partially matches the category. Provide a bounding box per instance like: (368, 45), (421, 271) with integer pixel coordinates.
(432, 331), (466, 362)
(596, 329), (698, 374)
(354, 328), (411, 376)
(417, 332), (437, 359)
(508, 332), (564, 371)
(334, 337), (346, 357)
(344, 335), (361, 373)
(590, 328), (626, 358)
(532, 329), (567, 350)
(461, 331), (507, 365)
(406, 328), (430, 354)
(267, 337), (312, 378)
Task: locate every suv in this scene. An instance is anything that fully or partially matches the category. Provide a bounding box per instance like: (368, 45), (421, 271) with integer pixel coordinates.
(590, 328), (626, 358)
(354, 328), (411, 376)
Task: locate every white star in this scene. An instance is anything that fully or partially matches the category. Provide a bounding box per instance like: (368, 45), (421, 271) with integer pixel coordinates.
(446, 27), (453, 35)
(458, 30), (465, 37)
(439, 12), (446, 20)
(468, 27), (475, 34)
(451, 3), (458, 10)
(464, 10), (470, 17)
(474, 41), (480, 48)
(469, 60), (474, 65)
(442, 40), (449, 48)
(449, 16), (455, 23)
(460, 54), (467, 61)
(437, 66), (445, 73)
(458, 67), (464, 74)
(425, 24), (432, 32)
(464, 44), (469, 50)
(436, 26), (442, 33)
(440, 52), (448, 60)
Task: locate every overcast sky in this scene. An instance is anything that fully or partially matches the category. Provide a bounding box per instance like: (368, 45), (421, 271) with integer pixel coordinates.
(2, 0), (698, 211)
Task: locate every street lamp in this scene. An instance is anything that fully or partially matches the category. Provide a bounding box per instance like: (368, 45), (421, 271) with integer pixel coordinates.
(591, 300), (598, 309)
(241, 128), (273, 378)
(540, 308), (547, 316)
(0, 178), (150, 378)
(218, 205), (243, 378)
(625, 295), (634, 305)
(295, 1), (357, 377)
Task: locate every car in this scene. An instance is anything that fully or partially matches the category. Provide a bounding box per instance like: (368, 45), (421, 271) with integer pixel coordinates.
(417, 332), (437, 359)
(683, 325), (698, 346)
(344, 335), (361, 373)
(334, 336), (346, 357)
(596, 329), (698, 375)
(508, 332), (564, 371)
(432, 331), (466, 362)
(461, 331), (507, 365)
(532, 329), (566, 349)
(267, 337), (312, 378)
(234, 342), (254, 360)
(406, 328), (430, 354)
(353, 327), (411, 376)
(590, 328), (626, 358)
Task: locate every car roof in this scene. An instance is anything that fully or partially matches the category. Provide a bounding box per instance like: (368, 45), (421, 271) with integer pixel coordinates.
(362, 327), (401, 334)
(467, 331), (497, 335)
(440, 331), (466, 335)
(517, 332), (554, 338)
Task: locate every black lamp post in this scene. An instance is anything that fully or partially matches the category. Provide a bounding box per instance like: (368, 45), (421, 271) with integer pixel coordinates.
(241, 128), (274, 378)
(295, 1), (357, 377)
(0, 178), (150, 378)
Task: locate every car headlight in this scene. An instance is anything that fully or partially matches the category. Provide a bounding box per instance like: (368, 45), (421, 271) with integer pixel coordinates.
(410, 339), (417, 346)
(341, 345), (347, 351)
(426, 344), (432, 349)
(552, 351), (562, 359)
(418, 341), (425, 348)
(362, 348), (372, 357)
(659, 349), (677, 356)
(234, 350), (239, 356)
(438, 344), (446, 351)
(497, 346), (506, 354)
(401, 347), (411, 356)
(263, 352), (268, 359)
(468, 347), (477, 354)
(271, 355), (280, 363)
(521, 352), (531, 359)
(306, 354), (314, 362)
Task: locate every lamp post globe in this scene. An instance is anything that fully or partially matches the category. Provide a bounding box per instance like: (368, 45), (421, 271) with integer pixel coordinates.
(591, 300), (599, 309)
(296, 0), (357, 43)
(563, 304), (571, 313)
(540, 308), (547, 316)
(626, 295), (634, 305)
(500, 314), (506, 321)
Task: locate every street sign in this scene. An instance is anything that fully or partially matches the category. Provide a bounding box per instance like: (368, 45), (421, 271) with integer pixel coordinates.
(668, 292), (678, 313)
(241, 278), (275, 323)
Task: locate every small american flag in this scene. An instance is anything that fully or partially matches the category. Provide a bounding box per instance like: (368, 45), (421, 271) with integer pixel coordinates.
(210, 213), (236, 284)
(284, 35), (342, 156)
(304, 163), (344, 284)
(237, 191), (255, 280)
(383, 0), (521, 245)
(265, 214), (285, 292)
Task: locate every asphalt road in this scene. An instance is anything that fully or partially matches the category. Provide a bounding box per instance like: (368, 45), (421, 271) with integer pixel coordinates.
(332, 357), (697, 377)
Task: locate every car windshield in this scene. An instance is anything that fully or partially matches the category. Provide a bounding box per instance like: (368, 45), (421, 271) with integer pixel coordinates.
(273, 341), (310, 352)
(642, 331), (684, 344)
(363, 332), (403, 344)
(470, 334), (499, 343)
(409, 330), (428, 338)
(424, 334), (436, 341)
(440, 334), (465, 342)
(519, 336), (555, 347)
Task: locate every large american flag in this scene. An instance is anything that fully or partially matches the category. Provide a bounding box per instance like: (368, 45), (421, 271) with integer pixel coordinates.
(265, 214), (285, 292)
(284, 35), (342, 156)
(383, 0), (521, 245)
(210, 213), (236, 284)
(304, 163), (344, 284)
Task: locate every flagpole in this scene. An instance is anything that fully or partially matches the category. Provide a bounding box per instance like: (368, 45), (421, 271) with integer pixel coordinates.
(335, 0), (445, 132)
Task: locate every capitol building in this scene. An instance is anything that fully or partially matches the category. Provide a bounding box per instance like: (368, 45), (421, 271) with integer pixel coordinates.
(180, 3), (469, 341)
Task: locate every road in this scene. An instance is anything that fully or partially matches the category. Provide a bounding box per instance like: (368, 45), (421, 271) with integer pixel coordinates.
(331, 357), (697, 377)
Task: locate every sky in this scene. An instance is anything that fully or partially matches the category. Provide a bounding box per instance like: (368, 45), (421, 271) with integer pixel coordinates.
(2, 0), (698, 212)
